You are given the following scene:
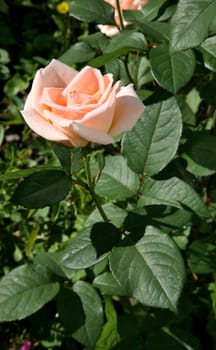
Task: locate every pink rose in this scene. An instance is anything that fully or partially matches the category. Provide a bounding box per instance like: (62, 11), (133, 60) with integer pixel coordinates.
(21, 59), (144, 147)
(98, 0), (148, 36)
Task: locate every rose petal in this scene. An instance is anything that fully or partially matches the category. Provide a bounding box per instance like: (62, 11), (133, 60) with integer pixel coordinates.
(71, 121), (114, 145)
(62, 66), (109, 97)
(109, 84), (144, 135)
(21, 106), (86, 147)
(80, 81), (121, 132)
(25, 59), (78, 113)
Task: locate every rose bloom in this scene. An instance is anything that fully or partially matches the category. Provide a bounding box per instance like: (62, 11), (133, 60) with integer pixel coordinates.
(21, 59), (144, 147)
(98, 0), (148, 36)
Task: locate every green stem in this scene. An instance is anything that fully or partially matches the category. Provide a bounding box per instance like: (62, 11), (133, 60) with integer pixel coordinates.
(123, 55), (134, 84)
(83, 155), (109, 223)
(115, 0), (125, 31)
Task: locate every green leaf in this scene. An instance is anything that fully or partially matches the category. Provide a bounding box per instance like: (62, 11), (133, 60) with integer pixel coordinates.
(89, 49), (133, 68)
(69, 0), (115, 24)
(72, 281), (104, 349)
(0, 124), (4, 146)
(34, 253), (67, 279)
(11, 170), (71, 209)
(0, 264), (60, 321)
(57, 223), (121, 271)
(200, 35), (216, 58)
(85, 203), (127, 228)
(95, 155), (140, 200)
(200, 35), (216, 71)
(188, 240), (216, 274)
(185, 132), (216, 171)
(110, 226), (185, 311)
(138, 0), (168, 21)
(4, 74), (29, 96)
(104, 30), (147, 53)
(0, 166), (60, 182)
(94, 272), (126, 296)
(0, 48), (10, 64)
(124, 206), (193, 234)
(57, 286), (85, 334)
(138, 177), (209, 218)
(183, 154), (215, 177)
(53, 143), (71, 174)
(84, 32), (109, 51)
(170, 0), (216, 53)
(146, 327), (201, 350)
(150, 44), (196, 93)
(122, 97), (182, 175)
(95, 296), (120, 350)
(123, 11), (170, 42)
(59, 42), (95, 65)
(209, 283), (216, 318)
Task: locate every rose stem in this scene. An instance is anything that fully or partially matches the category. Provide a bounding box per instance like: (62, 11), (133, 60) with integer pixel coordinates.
(115, 0), (125, 31)
(83, 155), (110, 223)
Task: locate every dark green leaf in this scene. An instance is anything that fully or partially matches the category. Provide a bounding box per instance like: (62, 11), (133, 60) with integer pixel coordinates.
(57, 286), (85, 334)
(72, 281), (104, 349)
(0, 166), (60, 181)
(57, 223), (121, 270)
(183, 154), (215, 177)
(94, 272), (125, 296)
(200, 35), (216, 71)
(123, 11), (170, 42)
(104, 30), (147, 53)
(122, 97), (182, 175)
(110, 226), (185, 311)
(201, 35), (216, 58)
(0, 125), (4, 146)
(146, 327), (201, 350)
(185, 132), (216, 170)
(89, 49), (132, 68)
(84, 32), (109, 51)
(138, 177), (209, 218)
(170, 0), (216, 53)
(188, 240), (216, 274)
(69, 0), (115, 24)
(34, 253), (67, 279)
(85, 203), (127, 228)
(138, 0), (168, 21)
(95, 155), (140, 200)
(0, 264), (60, 321)
(11, 170), (71, 209)
(150, 44), (196, 93)
(59, 42), (95, 65)
(53, 143), (71, 174)
(95, 296), (120, 350)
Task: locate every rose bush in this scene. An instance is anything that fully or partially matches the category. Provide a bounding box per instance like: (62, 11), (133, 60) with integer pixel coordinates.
(21, 59), (144, 147)
(98, 0), (148, 36)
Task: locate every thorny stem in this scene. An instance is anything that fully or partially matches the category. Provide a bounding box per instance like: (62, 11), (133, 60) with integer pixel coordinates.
(115, 0), (125, 31)
(83, 155), (110, 223)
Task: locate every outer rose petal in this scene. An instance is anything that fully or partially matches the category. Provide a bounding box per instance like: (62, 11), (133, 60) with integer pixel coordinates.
(25, 59), (78, 113)
(21, 106), (87, 147)
(71, 122), (114, 144)
(109, 84), (144, 136)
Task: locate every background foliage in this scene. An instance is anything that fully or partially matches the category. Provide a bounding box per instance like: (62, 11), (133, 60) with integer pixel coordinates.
(1, 0), (216, 349)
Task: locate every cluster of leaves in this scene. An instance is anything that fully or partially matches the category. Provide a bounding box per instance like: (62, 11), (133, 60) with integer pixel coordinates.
(1, 0), (216, 349)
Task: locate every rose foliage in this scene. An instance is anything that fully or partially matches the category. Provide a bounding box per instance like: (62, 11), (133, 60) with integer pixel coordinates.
(1, 0), (216, 349)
